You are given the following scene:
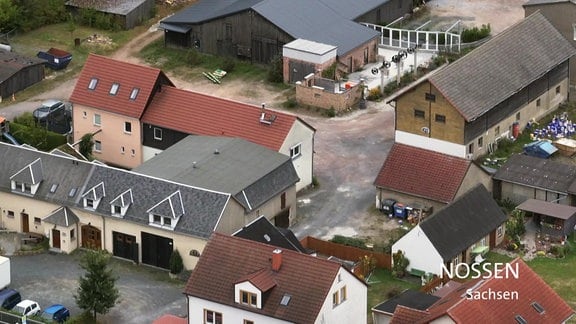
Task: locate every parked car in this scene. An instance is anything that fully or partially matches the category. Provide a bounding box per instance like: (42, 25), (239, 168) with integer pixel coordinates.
(14, 299), (41, 317)
(41, 304), (70, 323)
(0, 288), (21, 310)
(32, 99), (71, 123)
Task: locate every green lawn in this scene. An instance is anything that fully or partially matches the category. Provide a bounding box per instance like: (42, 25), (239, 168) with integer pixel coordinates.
(366, 268), (420, 324)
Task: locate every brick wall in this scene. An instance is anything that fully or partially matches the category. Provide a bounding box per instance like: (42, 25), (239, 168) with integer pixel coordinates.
(296, 78), (363, 112)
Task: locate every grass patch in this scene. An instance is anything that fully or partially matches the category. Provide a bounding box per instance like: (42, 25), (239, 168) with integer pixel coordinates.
(140, 40), (269, 82)
(528, 238), (576, 310)
(367, 268), (420, 324)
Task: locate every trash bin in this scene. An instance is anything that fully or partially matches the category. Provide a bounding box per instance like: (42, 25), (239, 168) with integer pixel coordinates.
(381, 199), (396, 217)
(393, 202), (407, 219)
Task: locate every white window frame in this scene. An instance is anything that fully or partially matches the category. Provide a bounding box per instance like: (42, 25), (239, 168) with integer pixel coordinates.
(204, 309), (222, 324)
(94, 114), (101, 126)
(573, 24), (576, 41)
(94, 140), (102, 152)
(124, 121), (132, 134)
(129, 88), (140, 100)
(88, 78), (98, 90)
(154, 127), (162, 140)
(290, 143), (302, 159)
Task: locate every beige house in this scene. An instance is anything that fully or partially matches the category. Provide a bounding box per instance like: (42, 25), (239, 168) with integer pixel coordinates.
(0, 139), (298, 270)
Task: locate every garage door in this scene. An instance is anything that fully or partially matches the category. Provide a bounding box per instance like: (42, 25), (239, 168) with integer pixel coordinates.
(113, 231), (138, 263)
(141, 232), (173, 269)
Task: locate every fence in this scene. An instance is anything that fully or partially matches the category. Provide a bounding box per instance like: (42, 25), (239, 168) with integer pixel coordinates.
(300, 236), (392, 270)
(361, 22), (461, 52)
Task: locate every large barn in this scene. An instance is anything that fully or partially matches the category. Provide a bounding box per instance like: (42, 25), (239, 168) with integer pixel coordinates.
(66, 0), (155, 29)
(0, 50), (45, 100)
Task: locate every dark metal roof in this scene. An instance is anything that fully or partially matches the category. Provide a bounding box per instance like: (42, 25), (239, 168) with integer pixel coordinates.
(253, 0), (379, 56)
(493, 153), (576, 193)
(0, 50), (44, 85)
(372, 289), (440, 314)
(420, 184), (507, 261)
(233, 215), (307, 252)
(161, 0), (263, 24)
(517, 199), (576, 220)
(318, 0), (391, 20)
(429, 12), (576, 122)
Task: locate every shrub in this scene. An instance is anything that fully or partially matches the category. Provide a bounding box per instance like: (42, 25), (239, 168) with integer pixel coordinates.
(330, 235), (367, 249)
(169, 249), (184, 274)
(10, 122), (67, 151)
(221, 58), (236, 72)
(324, 107), (336, 118)
(321, 63), (337, 80)
(461, 24), (491, 43)
(283, 97), (297, 109)
(366, 87), (382, 101)
(391, 250), (409, 278)
(267, 55), (284, 83)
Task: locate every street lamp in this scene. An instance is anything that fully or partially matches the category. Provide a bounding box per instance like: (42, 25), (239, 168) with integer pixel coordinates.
(371, 60), (391, 96)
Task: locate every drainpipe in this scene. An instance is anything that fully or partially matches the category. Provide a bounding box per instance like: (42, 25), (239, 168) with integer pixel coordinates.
(101, 214), (106, 250)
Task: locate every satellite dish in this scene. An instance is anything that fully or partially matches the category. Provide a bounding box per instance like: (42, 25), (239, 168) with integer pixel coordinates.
(421, 127), (430, 134)
(383, 61), (391, 68)
(371, 67), (379, 75)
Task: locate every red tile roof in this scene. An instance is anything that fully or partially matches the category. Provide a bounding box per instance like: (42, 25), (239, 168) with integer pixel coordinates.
(236, 268), (277, 292)
(419, 258), (575, 323)
(184, 233), (346, 323)
(373, 144), (471, 203)
(141, 86), (307, 151)
(390, 305), (429, 324)
(152, 314), (187, 324)
(69, 54), (174, 119)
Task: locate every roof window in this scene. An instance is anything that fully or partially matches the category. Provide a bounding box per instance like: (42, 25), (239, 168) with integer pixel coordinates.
(110, 83), (120, 95)
(88, 78), (98, 90)
(515, 315), (527, 324)
(49, 183), (59, 193)
(129, 88), (139, 100)
(280, 294), (291, 306)
(532, 302), (545, 314)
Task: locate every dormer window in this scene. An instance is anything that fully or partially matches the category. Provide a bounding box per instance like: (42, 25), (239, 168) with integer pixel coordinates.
(10, 158), (43, 196)
(82, 182), (106, 210)
(88, 78), (98, 90)
(147, 191), (184, 230)
(240, 290), (257, 307)
(110, 83), (120, 95)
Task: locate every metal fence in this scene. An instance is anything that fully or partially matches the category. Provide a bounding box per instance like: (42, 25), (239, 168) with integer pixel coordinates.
(0, 310), (44, 324)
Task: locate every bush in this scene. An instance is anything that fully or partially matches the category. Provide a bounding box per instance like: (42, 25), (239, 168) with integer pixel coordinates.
(366, 87), (382, 101)
(391, 250), (409, 278)
(324, 107), (336, 118)
(267, 55), (284, 83)
(461, 24), (491, 43)
(330, 235), (367, 249)
(221, 58), (236, 73)
(321, 63), (337, 80)
(169, 249), (184, 274)
(10, 122), (67, 151)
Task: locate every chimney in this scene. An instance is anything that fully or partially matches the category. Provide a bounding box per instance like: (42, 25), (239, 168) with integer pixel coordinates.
(271, 249), (282, 271)
(260, 103), (266, 120)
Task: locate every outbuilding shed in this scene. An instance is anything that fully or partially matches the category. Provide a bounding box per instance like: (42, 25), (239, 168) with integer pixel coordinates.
(0, 50), (45, 100)
(66, 0), (155, 29)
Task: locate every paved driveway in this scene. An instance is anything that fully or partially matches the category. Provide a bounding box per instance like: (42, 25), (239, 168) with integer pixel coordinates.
(9, 252), (187, 323)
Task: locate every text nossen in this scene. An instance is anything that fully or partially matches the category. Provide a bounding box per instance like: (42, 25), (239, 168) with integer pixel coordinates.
(440, 262), (519, 280)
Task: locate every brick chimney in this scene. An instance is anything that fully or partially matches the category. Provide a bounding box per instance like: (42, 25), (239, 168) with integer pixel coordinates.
(271, 249), (282, 271)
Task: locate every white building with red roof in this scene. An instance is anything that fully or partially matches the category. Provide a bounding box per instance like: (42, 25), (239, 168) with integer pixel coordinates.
(184, 233), (367, 324)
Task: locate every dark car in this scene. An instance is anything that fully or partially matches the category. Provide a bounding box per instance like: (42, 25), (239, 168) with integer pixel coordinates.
(41, 304), (70, 323)
(0, 288), (21, 310)
(32, 99), (71, 123)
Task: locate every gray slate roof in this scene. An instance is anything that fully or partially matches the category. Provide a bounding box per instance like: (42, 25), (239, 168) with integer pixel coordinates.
(493, 153), (576, 193)
(0, 50), (44, 84)
(0, 142), (230, 239)
(43, 207), (80, 227)
(420, 184), (507, 262)
(429, 12), (576, 122)
(134, 136), (299, 211)
(233, 215), (307, 252)
(161, 0), (380, 56)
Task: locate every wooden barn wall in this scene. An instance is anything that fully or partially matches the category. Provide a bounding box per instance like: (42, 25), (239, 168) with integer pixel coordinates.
(354, 0), (413, 25)
(124, 0), (155, 29)
(0, 65), (44, 99)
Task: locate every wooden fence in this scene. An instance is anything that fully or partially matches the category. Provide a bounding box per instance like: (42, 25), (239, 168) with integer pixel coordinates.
(300, 236), (392, 271)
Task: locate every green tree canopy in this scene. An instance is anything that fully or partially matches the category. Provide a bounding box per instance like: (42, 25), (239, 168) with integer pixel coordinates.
(0, 0), (19, 33)
(74, 250), (120, 319)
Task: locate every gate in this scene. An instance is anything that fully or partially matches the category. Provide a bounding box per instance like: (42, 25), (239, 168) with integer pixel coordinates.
(141, 232), (173, 270)
(113, 231), (139, 263)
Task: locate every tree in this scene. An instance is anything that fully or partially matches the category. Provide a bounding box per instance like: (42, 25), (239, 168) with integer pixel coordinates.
(169, 249), (184, 275)
(0, 0), (19, 33)
(78, 133), (94, 160)
(74, 250), (120, 320)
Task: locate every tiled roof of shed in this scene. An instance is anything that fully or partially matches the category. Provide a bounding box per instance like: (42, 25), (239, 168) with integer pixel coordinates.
(373, 144), (470, 203)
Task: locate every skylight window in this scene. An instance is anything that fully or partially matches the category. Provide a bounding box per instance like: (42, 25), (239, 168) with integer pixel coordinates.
(515, 315), (527, 324)
(49, 183), (59, 193)
(129, 88), (140, 100)
(532, 302), (545, 314)
(88, 78), (98, 90)
(280, 294), (291, 306)
(110, 83), (120, 95)
(68, 188), (77, 197)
